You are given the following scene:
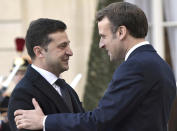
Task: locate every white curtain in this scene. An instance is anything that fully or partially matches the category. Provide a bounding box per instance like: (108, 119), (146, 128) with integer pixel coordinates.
(163, 0), (177, 80)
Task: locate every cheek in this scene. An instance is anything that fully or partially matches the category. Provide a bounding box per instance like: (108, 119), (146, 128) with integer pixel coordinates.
(50, 50), (62, 58)
(103, 39), (111, 48)
(108, 39), (116, 49)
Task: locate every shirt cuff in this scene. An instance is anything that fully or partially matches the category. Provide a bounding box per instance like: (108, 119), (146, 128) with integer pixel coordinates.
(43, 116), (47, 131)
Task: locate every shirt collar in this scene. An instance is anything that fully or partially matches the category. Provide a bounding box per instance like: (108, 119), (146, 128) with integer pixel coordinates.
(31, 64), (58, 85)
(125, 41), (149, 61)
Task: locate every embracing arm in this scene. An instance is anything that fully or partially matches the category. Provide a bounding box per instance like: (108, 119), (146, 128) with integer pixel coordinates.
(15, 60), (153, 131)
(44, 61), (148, 131)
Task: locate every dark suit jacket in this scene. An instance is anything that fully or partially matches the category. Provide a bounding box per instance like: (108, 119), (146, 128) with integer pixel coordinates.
(8, 65), (84, 131)
(45, 44), (176, 131)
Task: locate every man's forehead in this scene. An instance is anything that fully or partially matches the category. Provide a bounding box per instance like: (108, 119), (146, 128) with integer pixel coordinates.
(48, 31), (69, 41)
(48, 31), (67, 37)
(98, 17), (110, 26)
(98, 17), (111, 34)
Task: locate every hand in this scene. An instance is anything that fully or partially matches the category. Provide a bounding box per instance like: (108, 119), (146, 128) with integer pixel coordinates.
(14, 98), (45, 130)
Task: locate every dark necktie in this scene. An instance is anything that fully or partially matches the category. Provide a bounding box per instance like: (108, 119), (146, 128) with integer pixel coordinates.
(55, 79), (73, 112)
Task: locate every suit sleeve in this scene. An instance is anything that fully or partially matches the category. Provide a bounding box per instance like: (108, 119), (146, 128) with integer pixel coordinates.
(45, 60), (153, 131)
(8, 86), (34, 131)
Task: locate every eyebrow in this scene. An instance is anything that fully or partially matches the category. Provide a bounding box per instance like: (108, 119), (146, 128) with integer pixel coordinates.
(58, 41), (70, 46)
(99, 34), (106, 37)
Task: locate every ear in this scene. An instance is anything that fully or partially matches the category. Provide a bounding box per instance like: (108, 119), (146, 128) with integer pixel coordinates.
(117, 26), (127, 40)
(33, 46), (45, 58)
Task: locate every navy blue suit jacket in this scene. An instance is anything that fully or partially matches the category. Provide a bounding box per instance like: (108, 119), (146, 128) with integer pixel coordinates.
(8, 65), (84, 131)
(45, 44), (176, 131)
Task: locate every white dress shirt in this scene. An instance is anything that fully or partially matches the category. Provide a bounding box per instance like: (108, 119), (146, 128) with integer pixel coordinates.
(125, 41), (150, 61)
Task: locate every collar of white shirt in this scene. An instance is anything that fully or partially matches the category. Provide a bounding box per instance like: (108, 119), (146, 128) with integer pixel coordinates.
(31, 64), (58, 85)
(125, 41), (150, 61)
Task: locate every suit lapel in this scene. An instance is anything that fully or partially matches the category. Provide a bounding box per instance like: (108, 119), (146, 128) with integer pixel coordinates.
(69, 90), (83, 112)
(26, 66), (71, 113)
(34, 79), (71, 113)
(63, 82), (83, 112)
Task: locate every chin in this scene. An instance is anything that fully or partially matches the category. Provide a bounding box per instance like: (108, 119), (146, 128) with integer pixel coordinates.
(110, 57), (120, 62)
(63, 66), (69, 71)
(110, 56), (114, 61)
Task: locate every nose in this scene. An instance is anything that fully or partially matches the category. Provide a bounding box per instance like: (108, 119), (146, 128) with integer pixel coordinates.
(66, 46), (73, 56)
(99, 40), (105, 48)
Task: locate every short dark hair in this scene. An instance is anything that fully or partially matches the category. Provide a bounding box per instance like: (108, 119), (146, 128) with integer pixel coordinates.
(25, 18), (67, 59)
(96, 2), (148, 38)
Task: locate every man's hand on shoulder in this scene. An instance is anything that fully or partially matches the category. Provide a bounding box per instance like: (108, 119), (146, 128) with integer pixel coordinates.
(14, 98), (45, 130)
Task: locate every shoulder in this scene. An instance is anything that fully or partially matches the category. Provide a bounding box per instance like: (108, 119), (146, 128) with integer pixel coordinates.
(10, 75), (35, 100)
(114, 57), (143, 79)
(113, 50), (171, 83)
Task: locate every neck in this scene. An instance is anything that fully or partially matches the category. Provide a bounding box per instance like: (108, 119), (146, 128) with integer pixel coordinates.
(125, 37), (145, 56)
(32, 59), (44, 69)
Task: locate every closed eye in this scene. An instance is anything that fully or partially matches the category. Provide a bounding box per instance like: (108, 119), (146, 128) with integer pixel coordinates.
(100, 34), (106, 39)
(57, 42), (70, 49)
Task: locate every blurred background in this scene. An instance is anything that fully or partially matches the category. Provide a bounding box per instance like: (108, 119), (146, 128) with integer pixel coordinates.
(0, 0), (177, 130)
(0, 0), (98, 101)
